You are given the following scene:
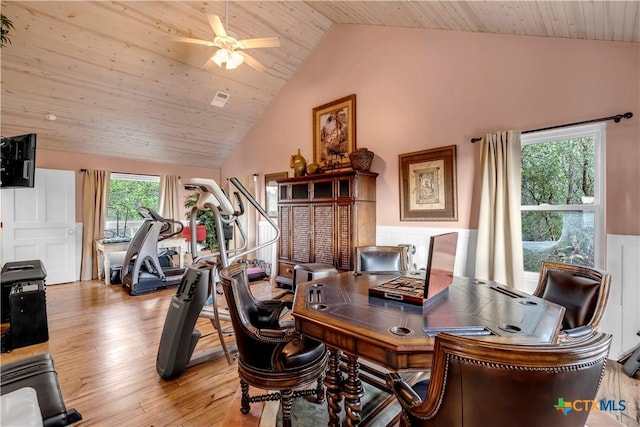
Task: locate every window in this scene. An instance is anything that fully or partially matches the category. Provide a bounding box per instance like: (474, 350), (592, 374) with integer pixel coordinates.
(105, 173), (160, 238)
(264, 172), (288, 218)
(521, 123), (605, 275)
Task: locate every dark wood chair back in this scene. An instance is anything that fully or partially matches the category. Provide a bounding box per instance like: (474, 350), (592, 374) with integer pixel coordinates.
(387, 331), (612, 427)
(533, 261), (611, 337)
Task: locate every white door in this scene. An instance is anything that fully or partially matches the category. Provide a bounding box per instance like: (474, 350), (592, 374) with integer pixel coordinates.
(1, 168), (77, 284)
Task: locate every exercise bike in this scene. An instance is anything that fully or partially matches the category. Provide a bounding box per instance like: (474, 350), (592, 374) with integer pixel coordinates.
(156, 177), (283, 379)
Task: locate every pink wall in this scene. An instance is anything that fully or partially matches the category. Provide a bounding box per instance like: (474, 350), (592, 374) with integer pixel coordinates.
(222, 24), (640, 235)
(38, 148), (220, 222)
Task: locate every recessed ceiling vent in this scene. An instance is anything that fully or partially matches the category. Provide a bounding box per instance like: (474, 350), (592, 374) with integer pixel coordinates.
(211, 91), (230, 107)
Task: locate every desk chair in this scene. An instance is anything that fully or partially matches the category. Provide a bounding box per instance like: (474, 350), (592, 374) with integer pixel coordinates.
(386, 331), (612, 427)
(219, 263), (328, 427)
(1, 353), (82, 427)
(355, 246), (408, 274)
(533, 261), (611, 339)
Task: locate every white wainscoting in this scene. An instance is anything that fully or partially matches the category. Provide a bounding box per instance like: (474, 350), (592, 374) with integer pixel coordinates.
(376, 226), (477, 278)
(602, 234), (640, 359)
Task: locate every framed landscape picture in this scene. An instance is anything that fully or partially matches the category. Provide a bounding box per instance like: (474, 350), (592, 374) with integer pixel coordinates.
(312, 94), (356, 169)
(399, 145), (458, 221)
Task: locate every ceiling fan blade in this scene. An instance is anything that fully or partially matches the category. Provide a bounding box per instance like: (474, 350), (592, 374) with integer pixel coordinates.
(203, 57), (215, 70)
(174, 37), (215, 47)
(237, 37), (280, 49)
(207, 14), (227, 37)
(240, 52), (266, 72)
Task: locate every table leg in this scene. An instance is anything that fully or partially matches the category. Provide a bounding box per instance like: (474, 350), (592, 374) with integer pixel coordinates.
(95, 251), (102, 280)
(325, 348), (343, 427)
(343, 352), (365, 427)
(179, 244), (185, 268)
(103, 254), (111, 286)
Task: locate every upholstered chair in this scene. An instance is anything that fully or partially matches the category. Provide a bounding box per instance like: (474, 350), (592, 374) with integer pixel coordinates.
(386, 332), (612, 427)
(219, 263), (328, 427)
(533, 261), (611, 339)
(1, 353), (82, 426)
(355, 246), (408, 274)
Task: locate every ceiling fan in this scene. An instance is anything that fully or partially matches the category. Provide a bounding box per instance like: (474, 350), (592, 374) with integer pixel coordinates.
(175, 4), (279, 71)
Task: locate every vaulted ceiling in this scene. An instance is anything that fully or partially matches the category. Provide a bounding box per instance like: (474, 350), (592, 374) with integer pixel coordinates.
(1, 1), (638, 168)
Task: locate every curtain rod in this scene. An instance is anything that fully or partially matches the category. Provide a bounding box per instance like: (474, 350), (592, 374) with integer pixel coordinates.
(79, 169), (180, 179)
(470, 111), (633, 143)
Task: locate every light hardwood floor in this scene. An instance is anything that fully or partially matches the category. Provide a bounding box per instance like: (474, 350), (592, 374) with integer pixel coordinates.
(2, 278), (637, 427)
(0, 278), (280, 426)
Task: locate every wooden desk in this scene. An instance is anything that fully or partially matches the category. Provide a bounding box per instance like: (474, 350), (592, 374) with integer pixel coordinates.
(95, 237), (187, 286)
(292, 273), (565, 427)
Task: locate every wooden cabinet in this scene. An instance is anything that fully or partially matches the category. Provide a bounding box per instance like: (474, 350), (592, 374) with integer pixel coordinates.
(275, 171), (377, 287)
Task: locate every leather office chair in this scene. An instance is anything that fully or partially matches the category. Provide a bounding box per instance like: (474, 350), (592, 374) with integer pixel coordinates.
(533, 261), (611, 339)
(1, 353), (82, 427)
(386, 331), (612, 427)
(219, 263), (328, 427)
(355, 246), (408, 274)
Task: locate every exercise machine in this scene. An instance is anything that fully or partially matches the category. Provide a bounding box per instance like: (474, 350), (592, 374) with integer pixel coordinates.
(156, 177), (282, 379)
(121, 207), (185, 295)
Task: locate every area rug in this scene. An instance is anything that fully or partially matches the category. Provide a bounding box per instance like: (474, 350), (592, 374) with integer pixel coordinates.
(264, 368), (427, 427)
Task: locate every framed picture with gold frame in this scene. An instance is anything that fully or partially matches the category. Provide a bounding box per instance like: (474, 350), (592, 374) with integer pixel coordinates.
(264, 172), (288, 218)
(399, 145), (458, 221)
(313, 94), (356, 169)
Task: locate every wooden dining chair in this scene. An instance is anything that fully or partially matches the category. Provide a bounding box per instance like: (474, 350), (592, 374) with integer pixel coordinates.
(533, 261), (611, 339)
(386, 331), (612, 427)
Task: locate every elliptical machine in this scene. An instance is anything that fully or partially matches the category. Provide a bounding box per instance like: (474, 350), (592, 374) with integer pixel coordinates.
(156, 177), (281, 379)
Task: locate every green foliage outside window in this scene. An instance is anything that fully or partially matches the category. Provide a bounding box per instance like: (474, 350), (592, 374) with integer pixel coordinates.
(1, 14), (14, 48)
(521, 137), (596, 272)
(106, 179), (159, 238)
(522, 138), (594, 208)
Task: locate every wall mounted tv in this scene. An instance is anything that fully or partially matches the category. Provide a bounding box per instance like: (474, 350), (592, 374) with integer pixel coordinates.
(1, 133), (37, 188)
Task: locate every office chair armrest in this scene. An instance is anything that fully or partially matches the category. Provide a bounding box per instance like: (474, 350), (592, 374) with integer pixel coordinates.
(258, 300), (289, 310)
(256, 328), (293, 341)
(386, 373), (423, 407)
(271, 290), (295, 309)
(254, 301), (289, 328)
(563, 325), (594, 339)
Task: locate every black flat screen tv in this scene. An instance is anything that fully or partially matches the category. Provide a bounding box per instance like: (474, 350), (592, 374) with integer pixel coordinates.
(1, 133), (37, 188)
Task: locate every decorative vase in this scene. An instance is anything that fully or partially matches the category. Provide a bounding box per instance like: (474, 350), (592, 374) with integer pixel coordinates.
(290, 148), (307, 177)
(349, 148), (374, 172)
(307, 162), (321, 175)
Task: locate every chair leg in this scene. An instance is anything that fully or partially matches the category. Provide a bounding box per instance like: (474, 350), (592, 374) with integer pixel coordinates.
(315, 374), (326, 403)
(240, 379), (250, 414)
(281, 389), (293, 427)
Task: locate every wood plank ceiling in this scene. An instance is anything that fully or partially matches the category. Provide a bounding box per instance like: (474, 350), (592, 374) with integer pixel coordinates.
(1, 1), (638, 169)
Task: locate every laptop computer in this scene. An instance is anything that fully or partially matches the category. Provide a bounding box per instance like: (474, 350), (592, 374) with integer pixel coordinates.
(368, 232), (458, 305)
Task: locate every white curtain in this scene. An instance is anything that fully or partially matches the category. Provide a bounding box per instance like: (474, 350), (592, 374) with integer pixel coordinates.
(159, 175), (181, 223)
(475, 130), (524, 288)
(80, 169), (110, 280)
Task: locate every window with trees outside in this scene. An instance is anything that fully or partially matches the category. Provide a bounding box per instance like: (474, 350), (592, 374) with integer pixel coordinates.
(521, 123), (605, 278)
(105, 173), (160, 239)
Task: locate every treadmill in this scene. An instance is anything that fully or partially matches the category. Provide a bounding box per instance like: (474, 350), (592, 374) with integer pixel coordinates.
(121, 208), (185, 295)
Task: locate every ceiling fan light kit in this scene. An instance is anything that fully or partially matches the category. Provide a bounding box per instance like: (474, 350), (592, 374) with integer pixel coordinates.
(212, 48), (244, 69)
